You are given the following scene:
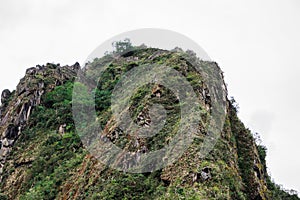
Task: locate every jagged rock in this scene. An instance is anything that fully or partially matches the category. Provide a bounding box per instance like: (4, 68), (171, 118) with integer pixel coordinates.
(151, 84), (162, 98)
(1, 89), (11, 104)
(4, 125), (19, 140)
(25, 67), (36, 75)
(1, 138), (14, 147)
(0, 147), (10, 157)
(0, 63), (80, 178)
(200, 167), (212, 181)
(58, 124), (67, 135)
(72, 62), (80, 71)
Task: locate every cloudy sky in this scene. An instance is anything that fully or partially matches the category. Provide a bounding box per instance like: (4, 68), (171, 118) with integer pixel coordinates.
(0, 0), (299, 193)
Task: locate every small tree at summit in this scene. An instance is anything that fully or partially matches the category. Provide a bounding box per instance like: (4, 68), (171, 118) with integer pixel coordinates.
(112, 38), (133, 53)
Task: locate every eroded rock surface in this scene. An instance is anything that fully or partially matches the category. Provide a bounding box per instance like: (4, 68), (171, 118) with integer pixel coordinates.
(0, 63), (79, 177)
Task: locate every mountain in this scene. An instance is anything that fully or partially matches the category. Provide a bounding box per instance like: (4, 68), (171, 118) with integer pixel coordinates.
(0, 47), (298, 199)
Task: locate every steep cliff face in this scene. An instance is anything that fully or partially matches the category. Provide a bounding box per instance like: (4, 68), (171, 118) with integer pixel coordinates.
(0, 63), (79, 177)
(0, 48), (298, 199)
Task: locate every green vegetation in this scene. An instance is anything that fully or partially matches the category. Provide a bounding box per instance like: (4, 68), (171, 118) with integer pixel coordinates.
(112, 38), (134, 54)
(0, 45), (298, 199)
(229, 97), (298, 200)
(0, 81), (85, 199)
(257, 144), (299, 199)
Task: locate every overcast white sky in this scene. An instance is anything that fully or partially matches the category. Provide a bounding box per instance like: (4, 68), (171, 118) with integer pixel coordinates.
(0, 0), (299, 193)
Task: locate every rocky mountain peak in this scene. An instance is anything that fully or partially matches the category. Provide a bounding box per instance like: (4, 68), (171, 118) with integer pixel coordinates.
(0, 48), (298, 199)
(0, 63), (79, 176)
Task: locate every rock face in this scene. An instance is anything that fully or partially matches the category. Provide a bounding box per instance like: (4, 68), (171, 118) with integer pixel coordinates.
(0, 63), (79, 178)
(1, 90), (11, 105)
(0, 49), (298, 199)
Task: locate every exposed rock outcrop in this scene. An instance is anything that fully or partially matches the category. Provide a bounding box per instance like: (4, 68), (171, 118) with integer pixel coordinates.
(0, 63), (79, 178)
(1, 90), (12, 105)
